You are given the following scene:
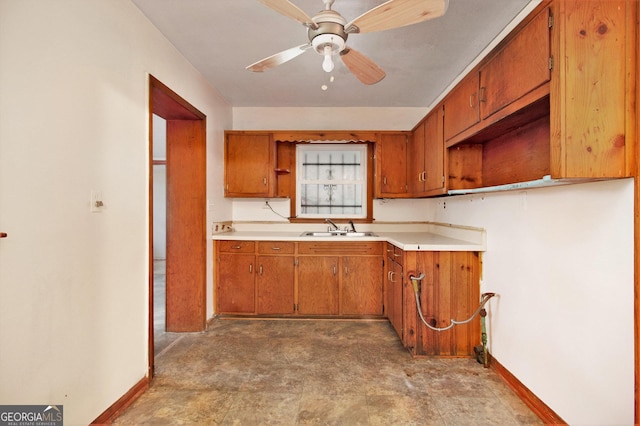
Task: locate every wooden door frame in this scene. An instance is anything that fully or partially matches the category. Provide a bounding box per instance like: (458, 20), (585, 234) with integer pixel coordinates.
(634, 3), (639, 422)
(148, 75), (206, 377)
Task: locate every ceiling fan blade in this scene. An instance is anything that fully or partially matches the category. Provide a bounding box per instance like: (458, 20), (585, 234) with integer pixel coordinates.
(257, 0), (318, 29)
(340, 48), (386, 85)
(344, 0), (448, 34)
(246, 44), (312, 72)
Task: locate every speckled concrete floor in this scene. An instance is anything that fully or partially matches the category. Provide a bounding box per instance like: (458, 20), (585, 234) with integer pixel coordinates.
(115, 319), (542, 425)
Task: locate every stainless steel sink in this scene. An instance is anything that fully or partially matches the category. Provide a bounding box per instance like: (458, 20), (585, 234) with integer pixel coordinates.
(300, 231), (378, 237)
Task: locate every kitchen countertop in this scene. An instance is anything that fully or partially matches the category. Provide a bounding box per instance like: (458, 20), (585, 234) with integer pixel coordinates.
(211, 222), (486, 252)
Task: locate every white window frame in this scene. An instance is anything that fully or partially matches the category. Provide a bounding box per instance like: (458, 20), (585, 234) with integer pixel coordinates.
(295, 144), (368, 219)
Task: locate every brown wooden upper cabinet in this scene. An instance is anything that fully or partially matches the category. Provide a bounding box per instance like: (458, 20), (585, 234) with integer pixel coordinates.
(225, 132), (276, 197)
(550, 0), (633, 179)
(446, 0), (636, 191)
(444, 6), (551, 145)
(375, 132), (409, 198)
(443, 73), (481, 143)
(479, 6), (551, 122)
(410, 105), (446, 197)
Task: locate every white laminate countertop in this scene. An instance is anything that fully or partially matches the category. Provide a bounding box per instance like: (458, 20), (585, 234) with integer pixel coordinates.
(211, 222), (486, 252)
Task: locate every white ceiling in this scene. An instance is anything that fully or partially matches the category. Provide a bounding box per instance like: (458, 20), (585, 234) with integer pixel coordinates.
(131, 0), (535, 108)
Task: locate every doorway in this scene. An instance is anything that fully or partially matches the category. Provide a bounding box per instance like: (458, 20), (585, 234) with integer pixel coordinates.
(149, 76), (206, 376)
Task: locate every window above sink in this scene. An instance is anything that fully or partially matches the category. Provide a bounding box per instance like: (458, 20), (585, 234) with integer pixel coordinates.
(295, 144), (369, 220)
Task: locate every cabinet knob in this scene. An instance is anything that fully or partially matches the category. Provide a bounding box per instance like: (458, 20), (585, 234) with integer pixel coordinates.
(249, 263), (253, 273)
(0, 232), (6, 239)
(271, 246), (281, 251)
(263, 177), (267, 185)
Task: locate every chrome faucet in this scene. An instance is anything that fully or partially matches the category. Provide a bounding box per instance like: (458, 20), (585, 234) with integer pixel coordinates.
(325, 218), (339, 231)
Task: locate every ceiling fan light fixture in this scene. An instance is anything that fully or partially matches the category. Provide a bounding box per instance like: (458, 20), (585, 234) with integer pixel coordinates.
(322, 45), (334, 72)
(311, 33), (345, 73)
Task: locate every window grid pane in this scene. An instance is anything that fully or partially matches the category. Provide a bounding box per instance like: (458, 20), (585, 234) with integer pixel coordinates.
(297, 147), (365, 217)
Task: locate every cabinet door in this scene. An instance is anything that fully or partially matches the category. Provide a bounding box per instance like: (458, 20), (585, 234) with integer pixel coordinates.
(376, 133), (408, 197)
(386, 256), (403, 338)
(443, 72), (480, 141)
(414, 251), (480, 356)
(480, 7), (550, 120)
(552, 0), (630, 178)
(257, 256), (295, 315)
(408, 121), (426, 194)
(217, 253), (255, 314)
(423, 106), (445, 194)
(297, 256), (339, 315)
(225, 133), (274, 197)
(342, 256), (383, 315)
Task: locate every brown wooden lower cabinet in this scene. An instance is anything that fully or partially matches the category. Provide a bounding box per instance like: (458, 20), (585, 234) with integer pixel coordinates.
(297, 256), (339, 315)
(403, 250), (481, 357)
(217, 252), (256, 313)
(342, 256), (384, 315)
(215, 240), (384, 317)
(385, 243), (404, 339)
(215, 240), (480, 357)
(257, 255), (295, 314)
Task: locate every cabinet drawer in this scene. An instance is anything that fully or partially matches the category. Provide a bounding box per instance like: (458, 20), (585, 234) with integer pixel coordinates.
(298, 241), (383, 255)
(386, 243), (404, 266)
(217, 240), (255, 253)
(393, 246), (404, 266)
(257, 241), (295, 254)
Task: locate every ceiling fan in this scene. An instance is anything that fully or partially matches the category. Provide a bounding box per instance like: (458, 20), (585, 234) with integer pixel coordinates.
(246, 0), (449, 85)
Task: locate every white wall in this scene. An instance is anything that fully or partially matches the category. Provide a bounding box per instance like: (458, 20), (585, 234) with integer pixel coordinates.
(0, 1), (232, 424)
(231, 197), (437, 223)
(233, 107), (428, 131)
(432, 179), (634, 425)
